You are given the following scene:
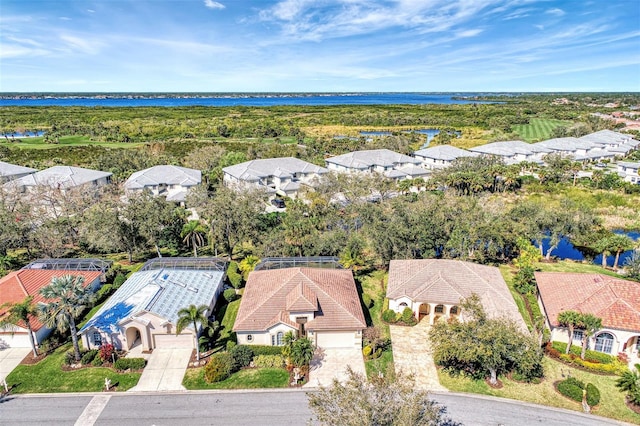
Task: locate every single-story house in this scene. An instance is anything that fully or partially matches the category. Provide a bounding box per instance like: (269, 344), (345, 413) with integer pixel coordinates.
(325, 149), (424, 177)
(0, 161), (37, 184)
(0, 268), (103, 348)
(234, 267), (366, 349)
(4, 165), (112, 193)
(386, 259), (526, 330)
(79, 258), (226, 351)
(413, 145), (478, 169)
(536, 272), (640, 367)
(617, 161), (640, 184)
(223, 157), (328, 199)
(469, 141), (550, 165)
(124, 165), (202, 205)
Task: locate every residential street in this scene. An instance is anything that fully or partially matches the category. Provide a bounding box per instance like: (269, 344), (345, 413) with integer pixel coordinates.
(0, 390), (630, 426)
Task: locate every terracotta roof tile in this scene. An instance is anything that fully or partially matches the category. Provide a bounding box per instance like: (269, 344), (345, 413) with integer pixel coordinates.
(233, 267), (366, 332)
(0, 269), (102, 331)
(535, 272), (640, 332)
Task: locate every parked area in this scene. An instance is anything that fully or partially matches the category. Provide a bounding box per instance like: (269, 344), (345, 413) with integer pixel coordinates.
(130, 348), (192, 392)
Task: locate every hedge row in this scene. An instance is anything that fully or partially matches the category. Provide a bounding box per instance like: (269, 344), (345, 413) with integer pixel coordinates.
(113, 358), (146, 371)
(551, 341), (616, 364)
(556, 377), (600, 407)
(253, 354), (285, 368)
(249, 345), (284, 356)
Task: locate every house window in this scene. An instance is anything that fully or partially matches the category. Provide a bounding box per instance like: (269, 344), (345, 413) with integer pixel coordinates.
(247, 335), (253, 342)
(573, 330), (584, 342)
(450, 306), (459, 315)
(434, 305), (445, 314)
(92, 331), (102, 346)
(272, 331), (285, 346)
(594, 332), (614, 354)
(399, 302), (408, 308)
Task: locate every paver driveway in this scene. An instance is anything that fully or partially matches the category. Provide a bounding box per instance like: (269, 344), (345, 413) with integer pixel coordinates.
(390, 319), (447, 391)
(303, 347), (366, 388)
(128, 348), (192, 392)
(0, 346), (30, 383)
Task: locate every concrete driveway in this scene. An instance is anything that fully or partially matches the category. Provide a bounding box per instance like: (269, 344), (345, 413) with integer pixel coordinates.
(390, 319), (447, 392)
(0, 347), (30, 383)
(128, 348), (192, 392)
(303, 347), (366, 388)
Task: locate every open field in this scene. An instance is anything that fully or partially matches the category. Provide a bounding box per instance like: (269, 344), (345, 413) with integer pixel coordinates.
(513, 118), (569, 142)
(1, 135), (144, 150)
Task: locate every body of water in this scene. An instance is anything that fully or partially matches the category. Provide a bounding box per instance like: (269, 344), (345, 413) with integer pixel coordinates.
(1, 131), (45, 138)
(0, 93), (498, 107)
(539, 230), (639, 267)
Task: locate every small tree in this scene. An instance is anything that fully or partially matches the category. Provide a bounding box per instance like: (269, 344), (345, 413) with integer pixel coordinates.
(238, 255), (260, 280)
(616, 363), (640, 406)
(175, 304), (209, 361)
(557, 310), (582, 354)
(577, 313), (603, 361)
(289, 337), (315, 368)
(39, 275), (94, 362)
(0, 296), (39, 357)
(307, 366), (458, 426)
(181, 220), (207, 257)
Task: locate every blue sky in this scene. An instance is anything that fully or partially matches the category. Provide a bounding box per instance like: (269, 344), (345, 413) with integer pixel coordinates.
(1, 0), (639, 92)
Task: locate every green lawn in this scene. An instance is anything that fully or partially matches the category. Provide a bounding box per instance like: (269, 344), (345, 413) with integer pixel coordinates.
(359, 270), (389, 338)
(217, 298), (241, 347)
(438, 356), (640, 424)
(512, 118), (569, 142)
(364, 349), (394, 379)
(183, 367), (289, 389)
(4, 135), (143, 150)
(6, 344), (140, 393)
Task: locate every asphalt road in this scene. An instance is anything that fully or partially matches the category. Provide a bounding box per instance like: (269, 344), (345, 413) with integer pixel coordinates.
(0, 390), (631, 426)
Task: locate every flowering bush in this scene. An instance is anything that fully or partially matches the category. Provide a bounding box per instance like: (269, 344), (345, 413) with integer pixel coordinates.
(99, 343), (115, 362)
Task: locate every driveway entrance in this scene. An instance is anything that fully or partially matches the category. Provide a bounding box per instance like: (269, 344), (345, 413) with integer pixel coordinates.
(0, 347), (30, 383)
(303, 348), (365, 388)
(390, 319), (447, 391)
(128, 348), (192, 392)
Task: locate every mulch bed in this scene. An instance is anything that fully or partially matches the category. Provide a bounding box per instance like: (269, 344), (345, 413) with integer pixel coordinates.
(19, 351), (47, 366)
(626, 398), (640, 415)
(484, 377), (503, 389)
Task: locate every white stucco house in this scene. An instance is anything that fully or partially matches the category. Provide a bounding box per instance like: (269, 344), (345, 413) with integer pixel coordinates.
(325, 149), (427, 180)
(386, 259), (526, 330)
(413, 145), (478, 169)
(234, 267), (366, 349)
(617, 161), (640, 184)
(536, 272), (640, 368)
(0, 265), (104, 348)
(469, 141), (550, 165)
(222, 157), (328, 199)
(0, 161), (37, 183)
(124, 165), (202, 205)
(80, 258), (226, 351)
(3, 165), (112, 193)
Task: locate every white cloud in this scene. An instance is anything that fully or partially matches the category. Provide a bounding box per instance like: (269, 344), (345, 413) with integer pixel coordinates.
(204, 0), (225, 10)
(456, 29), (483, 38)
(59, 17), (72, 21)
(546, 8), (565, 16)
(59, 35), (104, 55)
(87, 9), (95, 13)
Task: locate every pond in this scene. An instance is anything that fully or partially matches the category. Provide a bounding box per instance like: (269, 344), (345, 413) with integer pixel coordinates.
(538, 230), (639, 267)
(1, 131), (45, 138)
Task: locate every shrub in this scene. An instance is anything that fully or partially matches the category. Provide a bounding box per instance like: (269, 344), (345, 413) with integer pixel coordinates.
(250, 345), (284, 356)
(401, 307), (417, 326)
(114, 358), (146, 371)
(230, 345), (254, 371)
(227, 262), (242, 289)
(113, 273), (127, 288)
(223, 288), (239, 303)
(557, 380), (583, 403)
(362, 294), (374, 309)
(81, 349), (99, 365)
(91, 356), (104, 367)
(551, 341), (617, 364)
(586, 383), (600, 406)
(99, 343), (116, 362)
(253, 354), (285, 368)
(362, 345), (372, 358)
(204, 352), (233, 383)
(64, 350), (77, 366)
(382, 309), (398, 323)
(226, 340), (236, 351)
(95, 284), (114, 303)
(513, 267), (536, 295)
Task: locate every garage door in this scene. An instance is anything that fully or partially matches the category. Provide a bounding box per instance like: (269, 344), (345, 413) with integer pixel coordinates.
(153, 333), (194, 349)
(316, 331), (356, 349)
(0, 332), (32, 348)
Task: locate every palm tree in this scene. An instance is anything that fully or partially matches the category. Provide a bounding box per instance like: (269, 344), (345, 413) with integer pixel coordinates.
(175, 304), (209, 361)
(0, 296), (39, 357)
(577, 313), (602, 361)
(39, 275), (94, 362)
(616, 364), (640, 406)
(181, 220), (207, 257)
(609, 235), (634, 269)
(290, 337), (315, 368)
(557, 310), (581, 354)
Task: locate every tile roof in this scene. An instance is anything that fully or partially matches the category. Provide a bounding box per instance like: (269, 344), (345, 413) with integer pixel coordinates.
(325, 149), (421, 169)
(387, 259), (526, 328)
(6, 166), (111, 189)
(234, 267), (366, 332)
(124, 165), (201, 190)
(0, 161), (37, 179)
(618, 161), (640, 170)
(579, 130), (637, 146)
(385, 164), (430, 179)
(80, 267), (225, 333)
(414, 145), (478, 161)
(535, 272), (640, 332)
(532, 137), (598, 152)
(223, 157), (328, 181)
(0, 269), (102, 331)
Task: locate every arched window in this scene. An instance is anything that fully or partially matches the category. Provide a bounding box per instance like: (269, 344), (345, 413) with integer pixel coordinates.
(594, 332), (614, 354)
(450, 306), (459, 315)
(276, 331), (284, 346)
(247, 335), (253, 342)
(434, 305), (445, 314)
(399, 302), (408, 308)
